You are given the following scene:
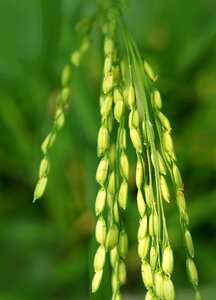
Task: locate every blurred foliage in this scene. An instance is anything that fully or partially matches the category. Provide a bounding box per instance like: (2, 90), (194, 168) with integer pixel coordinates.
(0, 0), (216, 299)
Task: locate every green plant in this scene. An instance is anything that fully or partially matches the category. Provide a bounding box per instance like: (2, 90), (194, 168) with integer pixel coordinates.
(33, 1), (201, 299)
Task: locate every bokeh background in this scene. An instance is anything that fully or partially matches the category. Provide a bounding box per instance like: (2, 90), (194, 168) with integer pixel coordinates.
(0, 0), (216, 299)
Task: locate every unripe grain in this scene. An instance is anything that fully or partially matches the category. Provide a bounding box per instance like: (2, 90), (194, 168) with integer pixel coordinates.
(33, 176), (48, 202)
(96, 157), (109, 186)
(136, 158), (144, 188)
(118, 259), (126, 284)
(186, 258), (198, 286)
(151, 89), (162, 110)
(154, 271), (164, 298)
(158, 112), (171, 132)
(96, 217), (107, 244)
(118, 230), (128, 259)
(95, 187), (106, 216)
(92, 270), (103, 293)
(137, 215), (148, 240)
(138, 235), (150, 259)
(128, 84), (135, 109)
(129, 109), (139, 129)
(118, 180), (128, 210)
(162, 246), (174, 275)
(114, 101), (125, 122)
(163, 276), (175, 300)
(120, 152), (129, 179)
(137, 189), (146, 217)
(172, 164), (183, 189)
(94, 245), (106, 271)
(97, 126), (110, 156)
(150, 246), (157, 270)
(61, 65), (71, 86)
(185, 230), (195, 258)
(100, 94), (113, 117)
(141, 261), (153, 289)
(39, 157), (50, 177)
(160, 175), (170, 203)
(106, 224), (119, 251)
(143, 61), (157, 82)
(103, 72), (113, 94)
(130, 128), (142, 153)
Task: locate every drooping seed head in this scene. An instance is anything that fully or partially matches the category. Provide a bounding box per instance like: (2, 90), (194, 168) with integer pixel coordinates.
(186, 258), (198, 286)
(138, 235), (150, 259)
(128, 84), (136, 109)
(130, 128), (142, 153)
(163, 275), (175, 300)
(136, 158), (144, 189)
(33, 176), (48, 202)
(118, 259), (127, 285)
(118, 230), (128, 259)
(143, 60), (157, 82)
(172, 164), (183, 189)
(93, 245), (106, 271)
(160, 175), (170, 203)
(97, 126), (110, 157)
(141, 260), (153, 290)
(185, 230), (195, 258)
(120, 152), (129, 179)
(96, 156), (109, 186)
(128, 109), (140, 129)
(151, 89), (162, 110)
(95, 187), (106, 216)
(162, 246), (174, 275)
(137, 189), (146, 217)
(137, 215), (148, 240)
(95, 216), (107, 244)
(106, 224), (119, 251)
(92, 269), (103, 293)
(118, 180), (128, 210)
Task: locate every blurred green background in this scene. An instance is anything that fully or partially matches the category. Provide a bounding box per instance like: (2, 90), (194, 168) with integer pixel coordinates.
(0, 0), (216, 299)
